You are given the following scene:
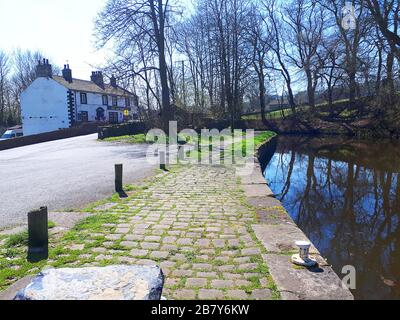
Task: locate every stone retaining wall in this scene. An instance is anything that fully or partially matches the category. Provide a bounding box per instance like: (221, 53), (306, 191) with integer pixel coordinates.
(0, 123), (99, 151)
(243, 137), (354, 300)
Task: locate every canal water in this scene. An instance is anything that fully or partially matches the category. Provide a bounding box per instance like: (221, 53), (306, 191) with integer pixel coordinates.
(262, 135), (400, 300)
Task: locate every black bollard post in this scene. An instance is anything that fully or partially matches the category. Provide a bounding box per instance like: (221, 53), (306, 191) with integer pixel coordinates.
(115, 164), (123, 193)
(160, 151), (166, 171)
(28, 207), (48, 263)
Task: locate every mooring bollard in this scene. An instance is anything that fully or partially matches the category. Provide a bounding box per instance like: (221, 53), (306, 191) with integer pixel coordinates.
(160, 151), (166, 171)
(115, 164), (123, 193)
(291, 240), (317, 268)
(28, 207), (49, 263)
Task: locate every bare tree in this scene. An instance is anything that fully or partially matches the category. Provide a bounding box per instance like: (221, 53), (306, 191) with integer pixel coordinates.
(0, 51), (10, 125)
(319, 0), (371, 108)
(96, 0), (178, 132)
(262, 0), (298, 113)
(90, 0), (400, 127)
(366, 0), (400, 58)
(319, 36), (345, 115)
(10, 49), (45, 124)
(282, 0), (326, 110)
(246, 4), (271, 123)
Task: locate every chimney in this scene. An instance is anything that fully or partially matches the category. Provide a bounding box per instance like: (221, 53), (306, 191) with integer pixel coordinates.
(62, 64), (72, 83)
(91, 71), (104, 88)
(110, 75), (117, 88)
(36, 58), (53, 78)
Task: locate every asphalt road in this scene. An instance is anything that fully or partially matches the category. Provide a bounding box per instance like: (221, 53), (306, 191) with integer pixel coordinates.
(0, 134), (157, 230)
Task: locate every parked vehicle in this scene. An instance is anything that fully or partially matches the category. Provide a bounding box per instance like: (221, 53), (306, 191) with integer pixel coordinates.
(0, 126), (23, 141)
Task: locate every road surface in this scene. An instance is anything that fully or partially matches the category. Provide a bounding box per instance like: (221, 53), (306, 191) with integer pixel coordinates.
(0, 134), (157, 230)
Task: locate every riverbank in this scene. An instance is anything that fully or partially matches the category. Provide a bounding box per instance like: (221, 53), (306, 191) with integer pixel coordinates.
(241, 102), (400, 139)
(0, 133), (353, 300)
(265, 115), (400, 139)
(243, 136), (353, 300)
(262, 134), (400, 299)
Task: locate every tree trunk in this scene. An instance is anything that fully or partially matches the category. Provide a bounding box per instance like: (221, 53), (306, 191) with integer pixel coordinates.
(306, 70), (315, 110)
(376, 44), (382, 95)
(259, 72), (267, 124)
(150, 0), (173, 134)
(386, 47), (395, 99)
(349, 71), (357, 108)
(286, 79), (297, 114)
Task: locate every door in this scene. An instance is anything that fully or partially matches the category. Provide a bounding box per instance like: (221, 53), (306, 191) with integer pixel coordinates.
(96, 108), (105, 121)
(109, 112), (119, 124)
(80, 111), (88, 123)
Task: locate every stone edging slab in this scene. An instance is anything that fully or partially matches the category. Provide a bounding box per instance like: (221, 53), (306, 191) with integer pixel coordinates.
(240, 137), (354, 300)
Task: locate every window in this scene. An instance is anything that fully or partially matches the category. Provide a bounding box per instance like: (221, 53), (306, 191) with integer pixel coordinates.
(125, 97), (131, 107)
(102, 95), (108, 106)
(112, 96), (118, 106)
(109, 111), (119, 124)
(80, 92), (87, 104)
(79, 111), (88, 122)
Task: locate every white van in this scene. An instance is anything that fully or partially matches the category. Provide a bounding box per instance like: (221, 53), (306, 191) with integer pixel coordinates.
(0, 126), (24, 141)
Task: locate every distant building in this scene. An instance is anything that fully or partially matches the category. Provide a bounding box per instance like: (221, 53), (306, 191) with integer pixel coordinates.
(21, 59), (139, 136)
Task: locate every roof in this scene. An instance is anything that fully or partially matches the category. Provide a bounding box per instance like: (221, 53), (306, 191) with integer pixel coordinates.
(52, 75), (135, 97)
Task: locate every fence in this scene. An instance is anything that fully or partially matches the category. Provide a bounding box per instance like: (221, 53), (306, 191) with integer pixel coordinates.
(98, 122), (148, 140)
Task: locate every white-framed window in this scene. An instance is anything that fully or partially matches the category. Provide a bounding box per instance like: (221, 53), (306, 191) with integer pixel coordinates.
(78, 111), (88, 122)
(102, 95), (108, 106)
(80, 92), (87, 104)
(125, 97), (131, 107)
(112, 96), (118, 106)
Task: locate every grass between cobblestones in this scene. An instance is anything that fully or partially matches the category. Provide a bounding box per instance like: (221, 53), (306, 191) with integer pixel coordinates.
(0, 133), (279, 300)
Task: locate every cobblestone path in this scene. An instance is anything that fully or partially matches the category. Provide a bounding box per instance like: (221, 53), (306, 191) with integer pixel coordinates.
(14, 165), (277, 300)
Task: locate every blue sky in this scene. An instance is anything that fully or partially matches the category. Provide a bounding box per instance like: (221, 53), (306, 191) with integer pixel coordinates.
(0, 0), (107, 80)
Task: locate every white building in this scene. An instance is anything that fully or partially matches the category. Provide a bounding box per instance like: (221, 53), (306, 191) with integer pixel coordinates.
(21, 59), (139, 136)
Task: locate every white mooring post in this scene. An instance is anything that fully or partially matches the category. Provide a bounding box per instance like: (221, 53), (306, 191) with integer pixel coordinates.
(291, 241), (317, 268)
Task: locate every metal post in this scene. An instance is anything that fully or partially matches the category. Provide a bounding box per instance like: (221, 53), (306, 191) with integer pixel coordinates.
(115, 164), (123, 193)
(160, 151), (166, 171)
(178, 145), (185, 162)
(28, 207), (48, 262)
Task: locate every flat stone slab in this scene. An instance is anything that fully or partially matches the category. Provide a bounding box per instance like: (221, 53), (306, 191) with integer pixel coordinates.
(247, 196), (283, 209)
(243, 184), (274, 198)
(262, 254), (354, 300)
(247, 197), (294, 224)
(48, 212), (93, 230)
(15, 265), (164, 301)
(92, 203), (118, 211)
(0, 212), (93, 237)
(0, 226), (26, 236)
(253, 224), (320, 256)
(241, 173), (267, 185)
(0, 276), (35, 301)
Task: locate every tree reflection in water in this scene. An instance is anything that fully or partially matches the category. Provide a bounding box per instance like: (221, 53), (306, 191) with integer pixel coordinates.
(263, 135), (400, 300)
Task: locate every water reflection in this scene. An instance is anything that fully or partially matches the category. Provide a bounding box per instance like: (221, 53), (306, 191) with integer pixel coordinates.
(263, 135), (400, 300)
